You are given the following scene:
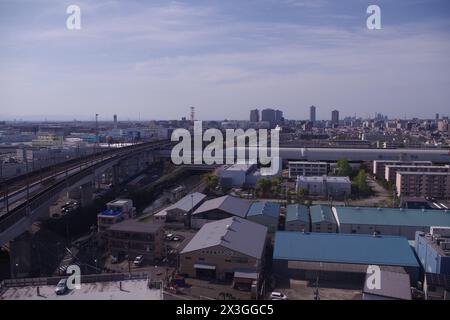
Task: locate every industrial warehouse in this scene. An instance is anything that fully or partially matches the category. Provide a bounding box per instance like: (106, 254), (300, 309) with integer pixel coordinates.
(273, 232), (420, 284)
(332, 207), (450, 240)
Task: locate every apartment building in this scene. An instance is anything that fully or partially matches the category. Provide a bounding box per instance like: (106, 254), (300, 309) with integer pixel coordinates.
(296, 175), (351, 197)
(396, 171), (450, 199)
(373, 160), (432, 180)
(106, 220), (165, 262)
(385, 165), (450, 184)
(288, 161), (328, 178)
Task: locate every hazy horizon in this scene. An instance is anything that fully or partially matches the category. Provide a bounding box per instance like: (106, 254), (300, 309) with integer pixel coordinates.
(1, 0), (450, 121)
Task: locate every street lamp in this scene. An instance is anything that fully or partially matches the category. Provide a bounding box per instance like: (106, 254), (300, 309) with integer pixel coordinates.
(15, 263), (19, 278)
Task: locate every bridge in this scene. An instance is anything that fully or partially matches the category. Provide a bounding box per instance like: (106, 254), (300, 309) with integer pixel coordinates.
(0, 140), (174, 264)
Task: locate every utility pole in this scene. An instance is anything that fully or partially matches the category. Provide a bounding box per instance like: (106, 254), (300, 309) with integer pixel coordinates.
(314, 276), (320, 300)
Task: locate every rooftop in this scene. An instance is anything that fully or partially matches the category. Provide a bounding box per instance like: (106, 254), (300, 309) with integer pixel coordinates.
(181, 217), (267, 259)
(298, 175), (350, 183)
(310, 205), (337, 225)
(193, 195), (251, 218)
(247, 202), (280, 219)
(0, 279), (161, 300)
(222, 163), (255, 172)
(286, 204), (310, 223)
(99, 208), (123, 217)
(363, 269), (412, 300)
(333, 206), (450, 228)
(273, 232), (419, 268)
(167, 192), (206, 213)
(398, 171), (450, 176)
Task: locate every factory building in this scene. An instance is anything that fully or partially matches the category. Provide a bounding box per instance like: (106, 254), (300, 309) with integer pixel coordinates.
(191, 195), (251, 229)
(273, 232), (420, 284)
(180, 217), (267, 287)
(285, 204), (310, 232)
(153, 192), (206, 223)
(332, 206), (450, 240)
(415, 227), (450, 275)
(310, 205), (337, 233)
(362, 268), (412, 300)
(246, 202), (280, 233)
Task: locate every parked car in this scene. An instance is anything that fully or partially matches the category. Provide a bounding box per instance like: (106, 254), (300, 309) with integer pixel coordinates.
(133, 255), (144, 266)
(55, 279), (68, 295)
(270, 292), (288, 300)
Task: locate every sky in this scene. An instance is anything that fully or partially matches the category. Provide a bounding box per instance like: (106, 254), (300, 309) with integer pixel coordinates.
(0, 0), (450, 121)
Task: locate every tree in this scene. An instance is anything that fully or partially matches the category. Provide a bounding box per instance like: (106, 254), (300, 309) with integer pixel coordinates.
(353, 169), (372, 196)
(202, 173), (219, 192)
(256, 178), (272, 195)
(336, 159), (352, 177)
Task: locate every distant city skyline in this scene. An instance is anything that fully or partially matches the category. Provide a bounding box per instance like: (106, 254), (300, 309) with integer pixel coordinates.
(1, 0), (450, 121)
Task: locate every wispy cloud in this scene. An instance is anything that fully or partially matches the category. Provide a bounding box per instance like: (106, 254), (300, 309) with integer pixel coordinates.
(0, 0), (449, 120)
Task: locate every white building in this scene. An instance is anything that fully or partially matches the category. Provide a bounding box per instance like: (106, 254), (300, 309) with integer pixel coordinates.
(219, 163), (255, 188)
(288, 161), (328, 179)
(296, 175), (351, 197)
(97, 199), (136, 233)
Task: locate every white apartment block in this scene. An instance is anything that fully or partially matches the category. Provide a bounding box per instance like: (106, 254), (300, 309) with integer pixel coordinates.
(288, 161), (328, 179)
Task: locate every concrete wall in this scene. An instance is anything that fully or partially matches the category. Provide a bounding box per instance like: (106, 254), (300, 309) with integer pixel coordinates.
(338, 223), (429, 240)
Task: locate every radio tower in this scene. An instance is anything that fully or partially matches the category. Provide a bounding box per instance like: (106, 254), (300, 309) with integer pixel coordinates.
(190, 106), (195, 123)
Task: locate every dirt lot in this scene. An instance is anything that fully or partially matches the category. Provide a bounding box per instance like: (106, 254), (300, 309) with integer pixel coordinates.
(273, 278), (363, 300)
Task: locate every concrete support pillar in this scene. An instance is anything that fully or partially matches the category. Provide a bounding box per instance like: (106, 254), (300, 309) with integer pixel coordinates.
(79, 182), (93, 208)
(9, 231), (32, 279)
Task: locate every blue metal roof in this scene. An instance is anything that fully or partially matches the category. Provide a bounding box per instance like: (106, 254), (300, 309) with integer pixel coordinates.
(247, 202), (280, 219)
(334, 206), (450, 228)
(286, 204), (310, 223)
(273, 231), (419, 267)
(310, 205), (336, 225)
(100, 209), (122, 217)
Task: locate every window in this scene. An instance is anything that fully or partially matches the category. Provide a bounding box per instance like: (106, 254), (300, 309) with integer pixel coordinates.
(185, 256), (191, 260)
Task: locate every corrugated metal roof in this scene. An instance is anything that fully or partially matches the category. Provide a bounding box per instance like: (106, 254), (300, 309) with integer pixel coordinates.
(247, 202), (280, 219)
(286, 204), (310, 223)
(310, 205), (337, 225)
(169, 192), (206, 212)
(193, 195), (251, 218)
(181, 217), (267, 259)
(273, 231), (419, 267)
(363, 269), (412, 300)
(333, 206), (450, 228)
